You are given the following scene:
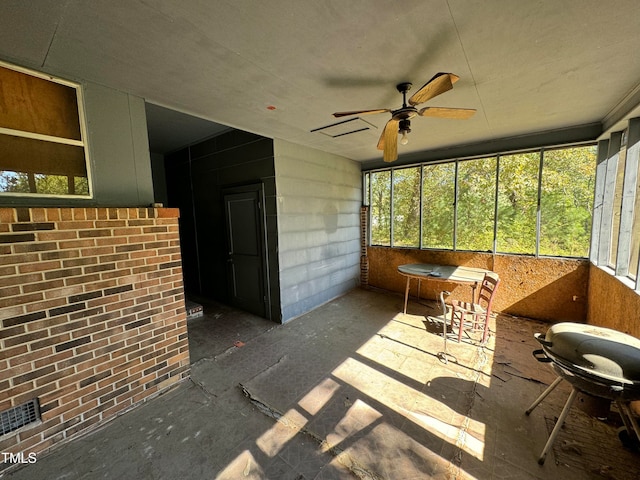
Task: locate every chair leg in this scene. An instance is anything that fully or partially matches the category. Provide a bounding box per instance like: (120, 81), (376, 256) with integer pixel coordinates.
(481, 314), (490, 343)
(454, 309), (464, 343)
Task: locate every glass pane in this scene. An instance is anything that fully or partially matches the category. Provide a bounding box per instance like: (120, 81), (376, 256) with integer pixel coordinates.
(496, 152), (539, 254)
(456, 157), (496, 251)
(370, 170), (391, 245)
(540, 145), (596, 257)
(0, 134), (88, 196)
(609, 145), (627, 266)
(74, 176), (89, 196)
(0, 171), (30, 193)
(422, 162), (455, 249)
(392, 167), (420, 247)
(630, 143), (640, 279)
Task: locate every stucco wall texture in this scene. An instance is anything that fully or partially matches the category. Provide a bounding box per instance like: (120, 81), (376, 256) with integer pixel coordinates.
(367, 247), (589, 323)
(587, 265), (640, 338)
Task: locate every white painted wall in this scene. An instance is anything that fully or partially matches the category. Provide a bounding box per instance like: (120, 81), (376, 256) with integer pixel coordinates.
(274, 139), (361, 322)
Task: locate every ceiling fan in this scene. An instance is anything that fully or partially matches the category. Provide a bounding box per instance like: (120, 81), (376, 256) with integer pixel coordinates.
(332, 73), (475, 162)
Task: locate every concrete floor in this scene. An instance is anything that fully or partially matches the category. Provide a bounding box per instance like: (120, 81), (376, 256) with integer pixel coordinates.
(3, 287), (639, 479)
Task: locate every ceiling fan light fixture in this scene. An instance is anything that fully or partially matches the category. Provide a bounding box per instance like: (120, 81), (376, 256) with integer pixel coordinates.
(399, 119), (411, 145)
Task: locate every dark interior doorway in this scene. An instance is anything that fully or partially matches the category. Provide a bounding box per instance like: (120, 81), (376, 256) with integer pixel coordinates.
(224, 184), (270, 319)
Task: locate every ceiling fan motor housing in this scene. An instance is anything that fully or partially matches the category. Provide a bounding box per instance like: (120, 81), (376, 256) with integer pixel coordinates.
(399, 118), (411, 134)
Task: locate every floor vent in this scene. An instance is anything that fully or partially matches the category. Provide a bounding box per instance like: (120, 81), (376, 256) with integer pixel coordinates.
(1, 399), (40, 436)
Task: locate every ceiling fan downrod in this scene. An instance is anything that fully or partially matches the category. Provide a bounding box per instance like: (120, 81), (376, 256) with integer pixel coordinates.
(397, 82), (412, 108)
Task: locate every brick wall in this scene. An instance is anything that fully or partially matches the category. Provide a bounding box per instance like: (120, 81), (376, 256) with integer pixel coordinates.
(0, 207), (190, 466)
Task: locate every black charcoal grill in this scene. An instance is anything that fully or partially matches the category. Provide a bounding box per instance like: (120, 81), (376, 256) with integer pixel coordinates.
(526, 322), (640, 465)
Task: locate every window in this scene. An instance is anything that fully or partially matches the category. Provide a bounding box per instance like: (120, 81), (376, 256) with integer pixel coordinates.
(364, 144), (596, 258)
(591, 119), (640, 287)
(422, 162), (455, 249)
(0, 63), (90, 197)
(392, 167), (420, 247)
(540, 146), (597, 257)
(496, 153), (539, 254)
(456, 157), (496, 251)
(370, 170), (391, 245)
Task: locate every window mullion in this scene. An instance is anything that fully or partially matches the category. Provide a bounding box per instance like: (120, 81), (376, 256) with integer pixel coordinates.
(419, 165), (424, 249)
(493, 155), (500, 254)
(390, 168), (394, 247)
(453, 160), (459, 251)
(536, 149), (544, 258)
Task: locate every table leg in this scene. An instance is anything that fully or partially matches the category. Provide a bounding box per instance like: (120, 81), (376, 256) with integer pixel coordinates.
(403, 276), (411, 314)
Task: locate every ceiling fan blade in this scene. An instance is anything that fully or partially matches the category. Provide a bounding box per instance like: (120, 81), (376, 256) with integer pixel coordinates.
(418, 107), (476, 119)
(333, 108), (390, 118)
(377, 119), (399, 162)
(408, 73), (459, 106)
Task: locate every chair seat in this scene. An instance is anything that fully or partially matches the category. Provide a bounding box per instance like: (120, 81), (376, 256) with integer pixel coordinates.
(451, 300), (486, 315)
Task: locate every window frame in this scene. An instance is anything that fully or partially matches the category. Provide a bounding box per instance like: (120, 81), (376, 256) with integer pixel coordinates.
(591, 117), (640, 290)
(364, 141), (597, 260)
(0, 60), (92, 199)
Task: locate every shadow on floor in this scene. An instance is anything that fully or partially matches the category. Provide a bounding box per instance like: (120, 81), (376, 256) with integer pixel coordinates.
(4, 288), (639, 480)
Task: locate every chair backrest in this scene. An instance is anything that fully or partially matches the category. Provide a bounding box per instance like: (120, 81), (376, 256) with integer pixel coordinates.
(478, 272), (500, 315)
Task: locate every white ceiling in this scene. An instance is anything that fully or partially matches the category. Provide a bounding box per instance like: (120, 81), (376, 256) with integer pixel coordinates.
(2, 1), (640, 164)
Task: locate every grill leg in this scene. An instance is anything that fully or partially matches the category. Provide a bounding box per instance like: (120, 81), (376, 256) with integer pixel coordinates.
(538, 387), (578, 465)
(525, 376), (563, 415)
(617, 401), (640, 445)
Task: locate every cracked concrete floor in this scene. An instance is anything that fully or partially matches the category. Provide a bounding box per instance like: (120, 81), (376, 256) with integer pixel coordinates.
(4, 288), (639, 479)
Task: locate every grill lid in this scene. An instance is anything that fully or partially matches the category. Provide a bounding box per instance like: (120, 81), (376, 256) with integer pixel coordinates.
(538, 322), (640, 385)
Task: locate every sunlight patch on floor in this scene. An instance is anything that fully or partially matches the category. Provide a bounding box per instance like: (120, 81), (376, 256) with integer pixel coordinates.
(298, 377), (341, 416)
(256, 408), (308, 457)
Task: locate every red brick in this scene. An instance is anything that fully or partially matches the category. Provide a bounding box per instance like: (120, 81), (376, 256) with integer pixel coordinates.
(155, 208), (179, 219)
(59, 238), (95, 250)
(44, 209), (61, 222)
(0, 252), (40, 266)
(37, 230), (78, 241)
(0, 292), (44, 309)
(72, 209), (87, 221)
(64, 273), (101, 286)
(0, 208), (17, 223)
(29, 208), (47, 222)
(0, 264), (17, 276)
(84, 208), (98, 220)
(80, 246), (114, 256)
(33, 349), (73, 369)
(63, 256), (98, 268)
(44, 285), (84, 300)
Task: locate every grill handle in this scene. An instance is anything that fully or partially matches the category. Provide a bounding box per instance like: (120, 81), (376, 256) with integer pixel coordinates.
(534, 333), (553, 347)
(532, 349), (553, 363)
